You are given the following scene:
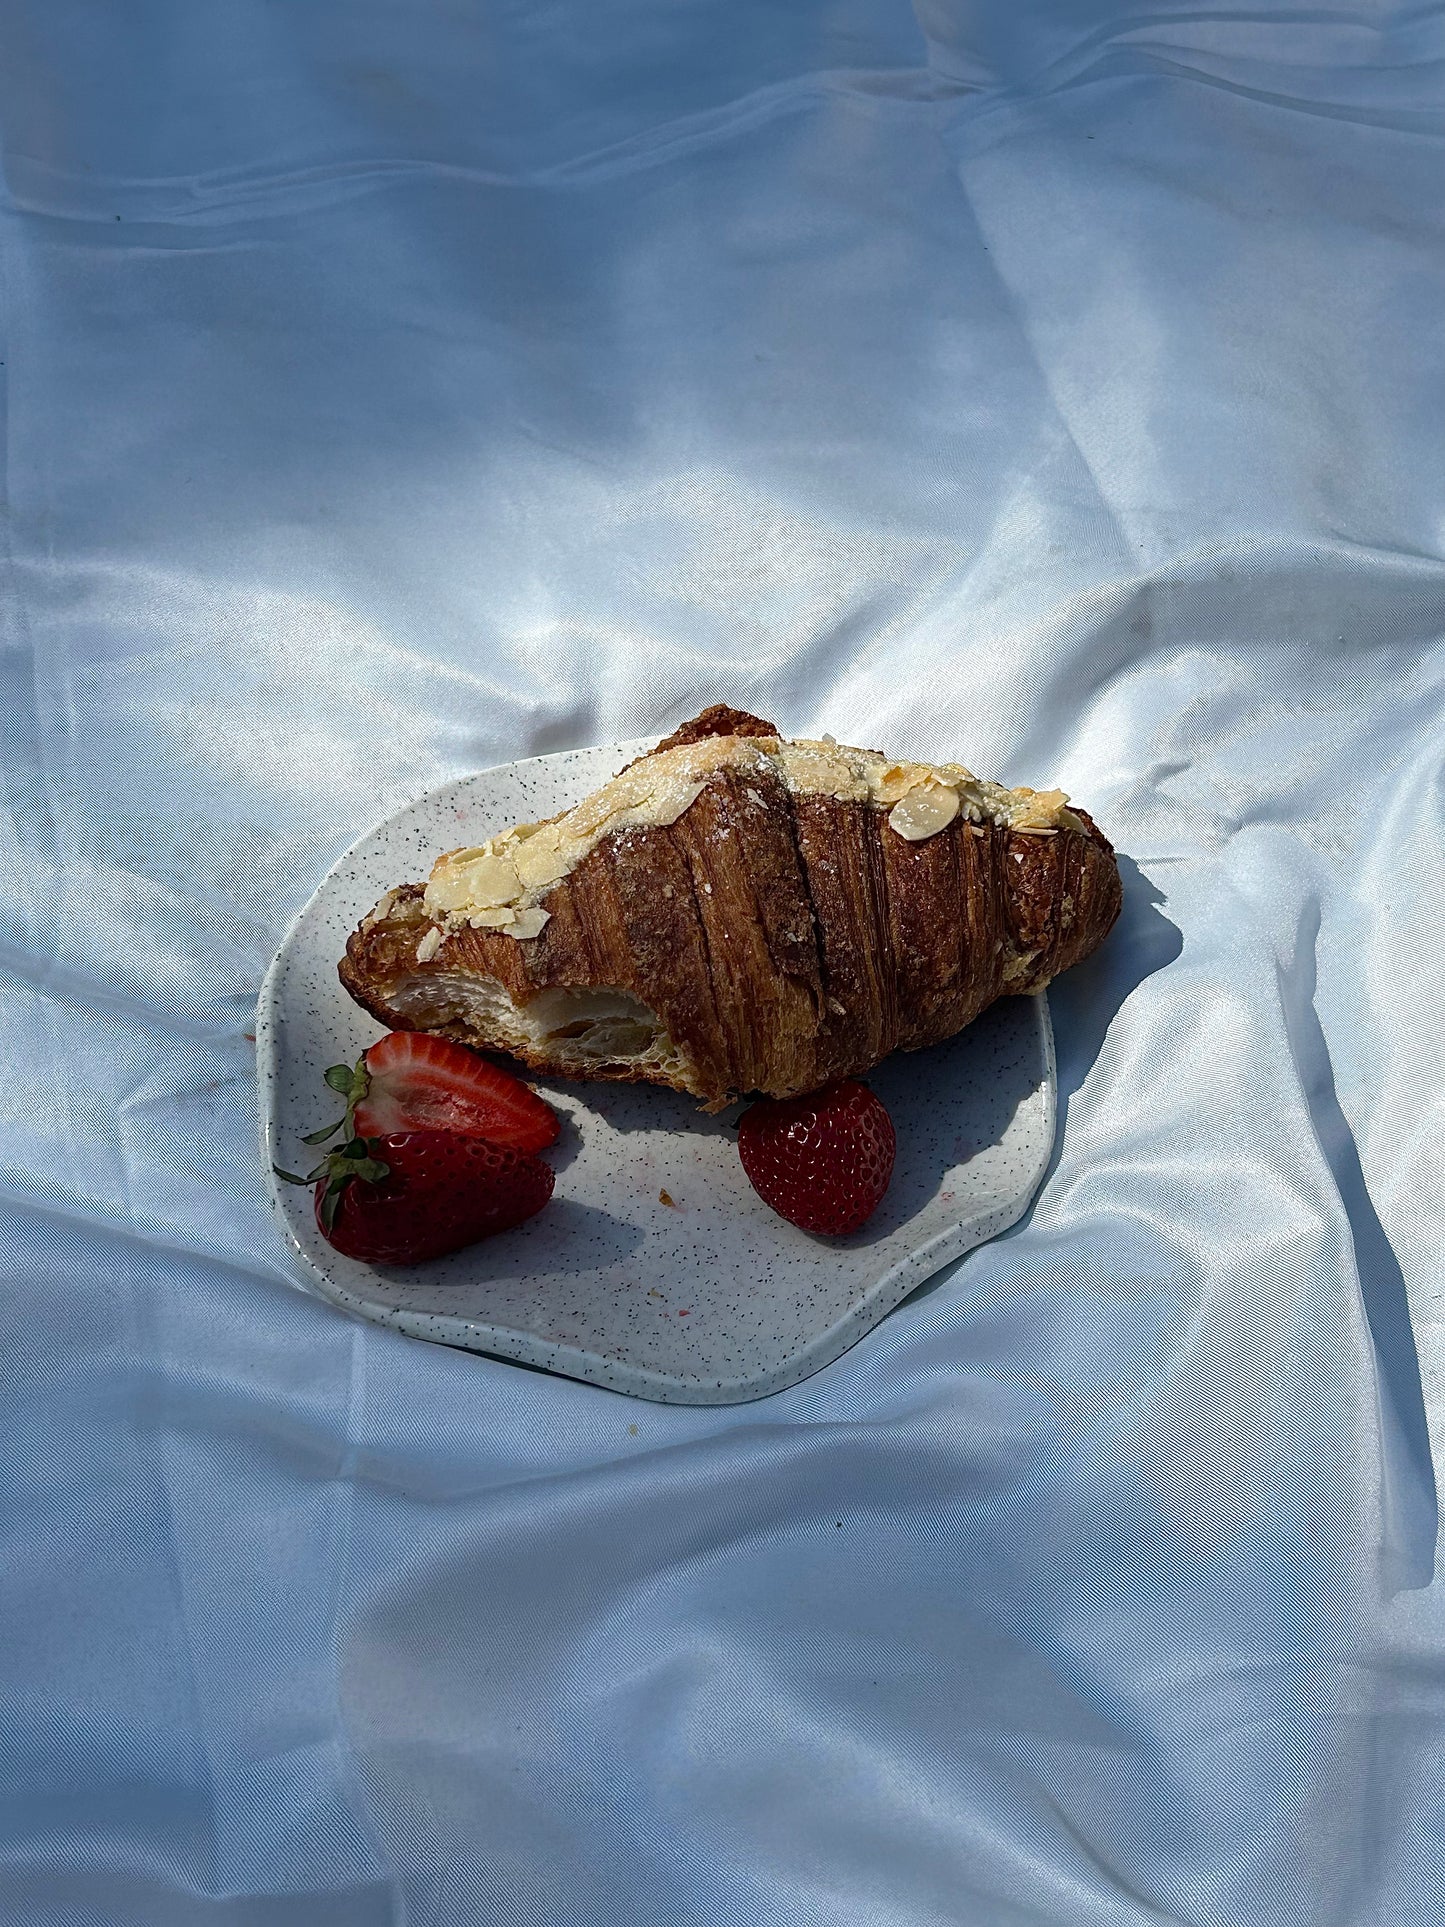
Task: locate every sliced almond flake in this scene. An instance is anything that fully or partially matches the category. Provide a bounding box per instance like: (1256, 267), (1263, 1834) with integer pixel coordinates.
(888, 782), (960, 841)
(429, 849), (520, 912)
(510, 824), (570, 892)
(508, 906), (551, 940)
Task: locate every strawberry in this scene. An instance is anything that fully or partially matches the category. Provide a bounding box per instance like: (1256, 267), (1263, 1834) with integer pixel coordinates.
(278, 1128), (554, 1265)
(737, 1079), (896, 1236)
(304, 1032), (559, 1153)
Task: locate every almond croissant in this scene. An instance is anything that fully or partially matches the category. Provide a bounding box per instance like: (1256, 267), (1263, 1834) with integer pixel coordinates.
(339, 706), (1122, 1109)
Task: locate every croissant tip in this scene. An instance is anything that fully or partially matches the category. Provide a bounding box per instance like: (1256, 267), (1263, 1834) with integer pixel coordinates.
(650, 704), (779, 755)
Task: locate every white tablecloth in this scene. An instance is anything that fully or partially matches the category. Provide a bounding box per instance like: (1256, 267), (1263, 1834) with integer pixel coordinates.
(4, 4), (1443, 1921)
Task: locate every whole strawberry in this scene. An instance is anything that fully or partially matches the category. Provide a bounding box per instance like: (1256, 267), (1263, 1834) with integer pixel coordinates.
(738, 1079), (896, 1236)
(278, 1128), (553, 1264)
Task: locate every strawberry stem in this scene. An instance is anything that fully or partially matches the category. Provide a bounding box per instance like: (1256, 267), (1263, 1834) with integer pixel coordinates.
(304, 1056), (372, 1146)
(278, 1055), (388, 1231)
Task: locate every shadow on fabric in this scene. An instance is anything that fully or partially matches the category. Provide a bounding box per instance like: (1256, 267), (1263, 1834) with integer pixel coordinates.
(894, 852), (1180, 1319)
(1279, 903), (1437, 1594)
(1045, 853), (1183, 1178)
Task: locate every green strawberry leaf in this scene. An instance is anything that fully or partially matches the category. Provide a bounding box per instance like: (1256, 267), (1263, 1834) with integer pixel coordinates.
(285, 1058), (389, 1243)
(296, 1055), (375, 1169)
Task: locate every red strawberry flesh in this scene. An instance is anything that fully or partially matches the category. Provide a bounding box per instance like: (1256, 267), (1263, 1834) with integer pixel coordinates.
(737, 1079), (895, 1236)
(354, 1031), (559, 1152)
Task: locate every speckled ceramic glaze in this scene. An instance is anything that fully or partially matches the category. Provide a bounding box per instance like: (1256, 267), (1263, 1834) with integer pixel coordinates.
(257, 740), (1057, 1404)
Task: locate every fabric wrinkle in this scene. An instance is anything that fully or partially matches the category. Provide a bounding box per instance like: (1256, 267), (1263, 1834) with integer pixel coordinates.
(3, 2), (1444, 1921)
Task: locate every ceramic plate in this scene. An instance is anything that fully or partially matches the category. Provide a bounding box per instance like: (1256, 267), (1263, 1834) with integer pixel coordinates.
(257, 740), (1055, 1404)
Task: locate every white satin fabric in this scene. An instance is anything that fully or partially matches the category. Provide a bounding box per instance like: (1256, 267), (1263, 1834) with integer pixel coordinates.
(3, 4), (1444, 1922)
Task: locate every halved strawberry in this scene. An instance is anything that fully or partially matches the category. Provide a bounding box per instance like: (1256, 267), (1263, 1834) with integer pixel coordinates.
(350, 1031), (560, 1152)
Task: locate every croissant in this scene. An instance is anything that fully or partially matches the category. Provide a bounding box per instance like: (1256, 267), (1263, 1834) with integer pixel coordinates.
(339, 705), (1122, 1109)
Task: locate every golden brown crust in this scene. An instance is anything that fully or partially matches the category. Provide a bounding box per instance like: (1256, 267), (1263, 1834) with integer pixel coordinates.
(665, 762), (822, 1097)
(339, 713), (1124, 1105)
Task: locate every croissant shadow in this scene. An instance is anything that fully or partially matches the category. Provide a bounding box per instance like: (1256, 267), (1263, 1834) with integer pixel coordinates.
(850, 1014), (1042, 1248)
(532, 981), (1063, 1256)
(894, 854), (1183, 1307)
(531, 995), (1042, 1247)
(1043, 852), (1183, 1180)
(530, 1075), (736, 1144)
